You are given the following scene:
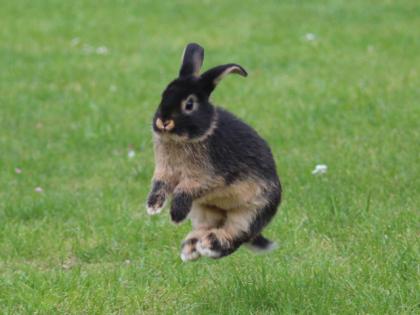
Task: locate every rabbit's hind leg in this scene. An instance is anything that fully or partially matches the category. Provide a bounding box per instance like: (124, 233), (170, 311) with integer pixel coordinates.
(180, 204), (225, 262)
(195, 209), (250, 259)
(197, 199), (278, 259)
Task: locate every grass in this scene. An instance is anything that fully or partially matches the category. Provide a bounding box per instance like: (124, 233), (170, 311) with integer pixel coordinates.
(0, 0), (419, 313)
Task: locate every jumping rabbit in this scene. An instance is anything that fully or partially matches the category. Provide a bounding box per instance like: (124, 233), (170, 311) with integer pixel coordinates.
(147, 43), (282, 261)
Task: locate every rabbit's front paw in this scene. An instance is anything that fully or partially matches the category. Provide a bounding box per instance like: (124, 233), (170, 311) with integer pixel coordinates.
(146, 192), (166, 215)
(170, 193), (192, 223)
(170, 205), (190, 223)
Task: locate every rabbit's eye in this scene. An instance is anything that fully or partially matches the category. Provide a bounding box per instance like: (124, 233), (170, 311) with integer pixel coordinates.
(183, 99), (195, 112)
(185, 100), (194, 110)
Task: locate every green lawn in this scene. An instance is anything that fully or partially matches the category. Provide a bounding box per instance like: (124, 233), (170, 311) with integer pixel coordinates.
(1, 0), (419, 314)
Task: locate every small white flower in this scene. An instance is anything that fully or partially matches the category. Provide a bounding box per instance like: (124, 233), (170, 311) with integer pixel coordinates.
(125, 259), (131, 265)
(35, 187), (43, 193)
(71, 37), (80, 47)
(15, 168), (22, 174)
(128, 149), (136, 159)
(312, 164), (327, 175)
(305, 33), (316, 41)
(96, 46), (109, 55)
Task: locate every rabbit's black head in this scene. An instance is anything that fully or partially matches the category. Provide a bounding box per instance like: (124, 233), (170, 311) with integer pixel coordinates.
(153, 43), (247, 141)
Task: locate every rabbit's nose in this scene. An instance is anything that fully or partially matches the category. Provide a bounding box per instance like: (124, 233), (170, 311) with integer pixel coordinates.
(156, 118), (175, 131)
(162, 120), (175, 131)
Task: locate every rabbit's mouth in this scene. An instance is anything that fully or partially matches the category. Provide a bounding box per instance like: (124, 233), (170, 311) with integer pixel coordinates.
(155, 118), (175, 132)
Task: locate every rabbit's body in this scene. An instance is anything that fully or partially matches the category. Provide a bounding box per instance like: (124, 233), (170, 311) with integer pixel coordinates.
(147, 43), (281, 261)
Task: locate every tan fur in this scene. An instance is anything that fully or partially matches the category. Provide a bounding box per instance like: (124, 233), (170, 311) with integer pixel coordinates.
(164, 120), (175, 131)
(196, 178), (268, 211)
(153, 133), (224, 194)
(196, 198), (265, 249)
(155, 118), (164, 130)
(152, 131), (274, 259)
(188, 204), (226, 230)
(155, 118), (175, 131)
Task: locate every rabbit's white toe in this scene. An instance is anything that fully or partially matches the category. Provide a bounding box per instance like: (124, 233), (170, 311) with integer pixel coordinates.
(197, 239), (222, 258)
(180, 250), (200, 262)
(146, 205), (163, 215)
(146, 200), (166, 215)
(180, 237), (201, 262)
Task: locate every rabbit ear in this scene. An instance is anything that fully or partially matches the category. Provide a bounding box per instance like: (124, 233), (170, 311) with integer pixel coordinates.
(199, 64), (247, 95)
(179, 43), (204, 77)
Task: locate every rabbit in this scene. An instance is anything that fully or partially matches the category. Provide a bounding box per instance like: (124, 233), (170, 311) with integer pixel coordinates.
(146, 43), (282, 261)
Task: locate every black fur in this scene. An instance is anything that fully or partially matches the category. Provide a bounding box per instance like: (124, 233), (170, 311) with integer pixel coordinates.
(207, 108), (280, 185)
(200, 63), (247, 94)
(179, 43), (204, 77)
(170, 192), (193, 223)
(249, 234), (274, 250)
(248, 186), (281, 237)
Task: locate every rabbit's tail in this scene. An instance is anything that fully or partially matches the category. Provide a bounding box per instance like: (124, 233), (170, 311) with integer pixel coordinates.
(245, 234), (278, 254)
